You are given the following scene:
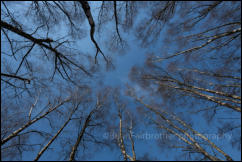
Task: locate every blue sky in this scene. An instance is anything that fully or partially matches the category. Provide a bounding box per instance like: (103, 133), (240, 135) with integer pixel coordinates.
(1, 1), (241, 161)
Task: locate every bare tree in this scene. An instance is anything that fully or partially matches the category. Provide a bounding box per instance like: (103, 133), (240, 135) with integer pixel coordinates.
(69, 88), (112, 161)
(34, 101), (80, 161)
(1, 1), (241, 161)
(127, 87), (233, 161)
(113, 90), (137, 161)
(1, 97), (71, 145)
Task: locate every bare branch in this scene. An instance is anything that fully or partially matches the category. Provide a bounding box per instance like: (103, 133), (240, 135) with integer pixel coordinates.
(79, 1), (108, 64)
(154, 27), (241, 61)
(1, 73), (31, 84)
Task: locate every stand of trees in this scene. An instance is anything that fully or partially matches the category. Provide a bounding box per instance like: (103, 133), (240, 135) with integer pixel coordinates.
(1, 1), (241, 161)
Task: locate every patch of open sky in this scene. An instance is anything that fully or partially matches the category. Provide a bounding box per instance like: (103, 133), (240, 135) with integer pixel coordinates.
(2, 2), (240, 161)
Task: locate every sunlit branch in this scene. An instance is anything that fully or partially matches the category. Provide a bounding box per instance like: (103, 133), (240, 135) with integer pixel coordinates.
(1, 97), (71, 145)
(161, 82), (241, 112)
(176, 68), (241, 80)
(154, 27), (241, 61)
(34, 103), (79, 161)
(135, 96), (229, 161)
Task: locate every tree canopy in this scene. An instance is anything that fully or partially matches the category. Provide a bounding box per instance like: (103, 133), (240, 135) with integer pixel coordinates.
(1, 1), (241, 161)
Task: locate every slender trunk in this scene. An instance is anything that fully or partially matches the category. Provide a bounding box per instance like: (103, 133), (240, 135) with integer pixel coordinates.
(118, 112), (135, 161)
(129, 127), (136, 161)
(136, 97), (232, 161)
(161, 77), (241, 101)
(118, 113), (128, 161)
(167, 111), (233, 161)
(34, 105), (76, 161)
(1, 97), (70, 145)
(156, 81), (241, 112)
(69, 109), (95, 161)
(155, 27), (241, 61)
(144, 75), (241, 102)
